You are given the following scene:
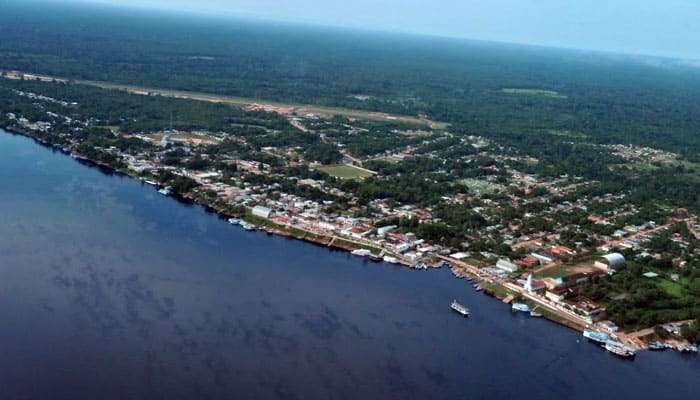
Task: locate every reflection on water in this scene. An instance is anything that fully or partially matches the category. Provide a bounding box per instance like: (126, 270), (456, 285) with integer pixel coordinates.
(0, 130), (698, 400)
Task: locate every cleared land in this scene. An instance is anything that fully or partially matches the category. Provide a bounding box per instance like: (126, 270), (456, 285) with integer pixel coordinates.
(459, 178), (506, 195)
(318, 164), (374, 180)
(502, 88), (568, 99)
(1, 70), (446, 129)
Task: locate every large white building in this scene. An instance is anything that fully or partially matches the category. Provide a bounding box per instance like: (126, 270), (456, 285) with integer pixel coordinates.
(595, 253), (625, 272)
(252, 205), (272, 219)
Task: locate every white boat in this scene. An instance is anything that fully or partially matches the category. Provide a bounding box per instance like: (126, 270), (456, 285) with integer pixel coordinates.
(351, 249), (372, 257)
(145, 180), (158, 186)
(382, 256), (399, 264)
(240, 221), (257, 231)
(604, 341), (636, 358)
(451, 300), (470, 317)
(583, 329), (610, 344)
(228, 218), (240, 225)
(158, 186), (172, 196)
(511, 303), (530, 313)
(413, 262), (428, 270)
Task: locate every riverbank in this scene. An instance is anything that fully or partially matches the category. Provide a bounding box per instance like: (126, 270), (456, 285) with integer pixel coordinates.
(1, 125), (694, 355)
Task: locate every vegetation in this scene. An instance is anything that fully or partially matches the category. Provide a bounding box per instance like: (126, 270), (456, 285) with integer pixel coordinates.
(317, 164), (373, 180)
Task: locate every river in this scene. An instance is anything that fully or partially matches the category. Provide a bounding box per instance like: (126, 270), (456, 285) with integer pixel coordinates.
(0, 129), (697, 400)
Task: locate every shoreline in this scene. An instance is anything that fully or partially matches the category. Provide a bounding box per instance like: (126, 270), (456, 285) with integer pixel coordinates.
(1, 125), (693, 355)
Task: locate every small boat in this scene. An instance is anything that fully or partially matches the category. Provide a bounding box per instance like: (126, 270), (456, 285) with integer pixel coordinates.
(648, 342), (666, 351)
(382, 256), (399, 264)
(530, 311), (543, 317)
(512, 303), (530, 313)
(240, 222), (257, 231)
(145, 180), (158, 186)
(158, 186), (172, 196)
(228, 218), (240, 225)
(474, 286), (483, 292)
(412, 262), (428, 270)
(677, 345), (698, 354)
(450, 300), (470, 317)
(351, 249), (372, 257)
(604, 341), (635, 358)
(368, 254), (382, 262)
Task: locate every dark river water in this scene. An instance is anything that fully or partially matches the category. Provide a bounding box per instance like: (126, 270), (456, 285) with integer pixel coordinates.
(0, 129), (698, 400)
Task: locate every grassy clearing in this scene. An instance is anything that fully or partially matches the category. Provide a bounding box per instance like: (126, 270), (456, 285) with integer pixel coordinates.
(659, 279), (685, 298)
(547, 129), (588, 139)
(459, 178), (506, 195)
(533, 265), (579, 279)
(502, 88), (568, 99)
(318, 164), (374, 180)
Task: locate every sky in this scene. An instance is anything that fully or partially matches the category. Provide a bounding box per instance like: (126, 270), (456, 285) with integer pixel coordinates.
(54, 0), (700, 60)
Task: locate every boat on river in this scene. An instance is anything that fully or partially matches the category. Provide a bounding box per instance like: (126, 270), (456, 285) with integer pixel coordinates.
(604, 341), (636, 358)
(451, 300), (470, 317)
(351, 249), (372, 257)
(583, 329), (610, 344)
(511, 303), (530, 313)
(240, 221), (257, 231)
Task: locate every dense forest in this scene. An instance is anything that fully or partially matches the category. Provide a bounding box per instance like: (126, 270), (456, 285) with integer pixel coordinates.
(3, 0), (700, 161)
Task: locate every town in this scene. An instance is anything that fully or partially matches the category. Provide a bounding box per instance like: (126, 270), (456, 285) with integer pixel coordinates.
(1, 70), (699, 357)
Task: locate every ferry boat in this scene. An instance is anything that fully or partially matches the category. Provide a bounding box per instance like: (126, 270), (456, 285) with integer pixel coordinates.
(382, 256), (399, 264)
(450, 300), (470, 317)
(583, 329), (611, 344)
(604, 341), (636, 358)
(351, 249), (372, 257)
(511, 303), (530, 313)
(228, 218), (240, 225)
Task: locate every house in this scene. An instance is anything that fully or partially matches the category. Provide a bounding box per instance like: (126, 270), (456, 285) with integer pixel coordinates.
(515, 256), (539, 269)
(377, 225), (397, 238)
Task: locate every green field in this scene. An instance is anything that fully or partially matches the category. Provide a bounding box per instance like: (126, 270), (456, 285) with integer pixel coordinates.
(533, 265), (579, 279)
(459, 178), (506, 195)
(502, 88), (568, 99)
(318, 164), (374, 180)
(659, 279), (686, 298)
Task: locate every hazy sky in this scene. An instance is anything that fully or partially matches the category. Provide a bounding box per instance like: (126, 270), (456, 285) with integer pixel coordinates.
(60, 0), (700, 59)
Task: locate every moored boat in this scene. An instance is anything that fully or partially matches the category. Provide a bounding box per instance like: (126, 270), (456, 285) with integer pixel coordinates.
(583, 329), (611, 344)
(648, 341), (666, 351)
(604, 341), (636, 358)
(240, 221), (257, 231)
(368, 254), (382, 262)
(228, 218), (240, 225)
(351, 249), (372, 257)
(511, 303), (530, 313)
(382, 256), (399, 264)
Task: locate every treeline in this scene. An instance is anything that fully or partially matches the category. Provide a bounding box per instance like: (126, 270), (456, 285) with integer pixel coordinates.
(5, 1), (700, 160)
